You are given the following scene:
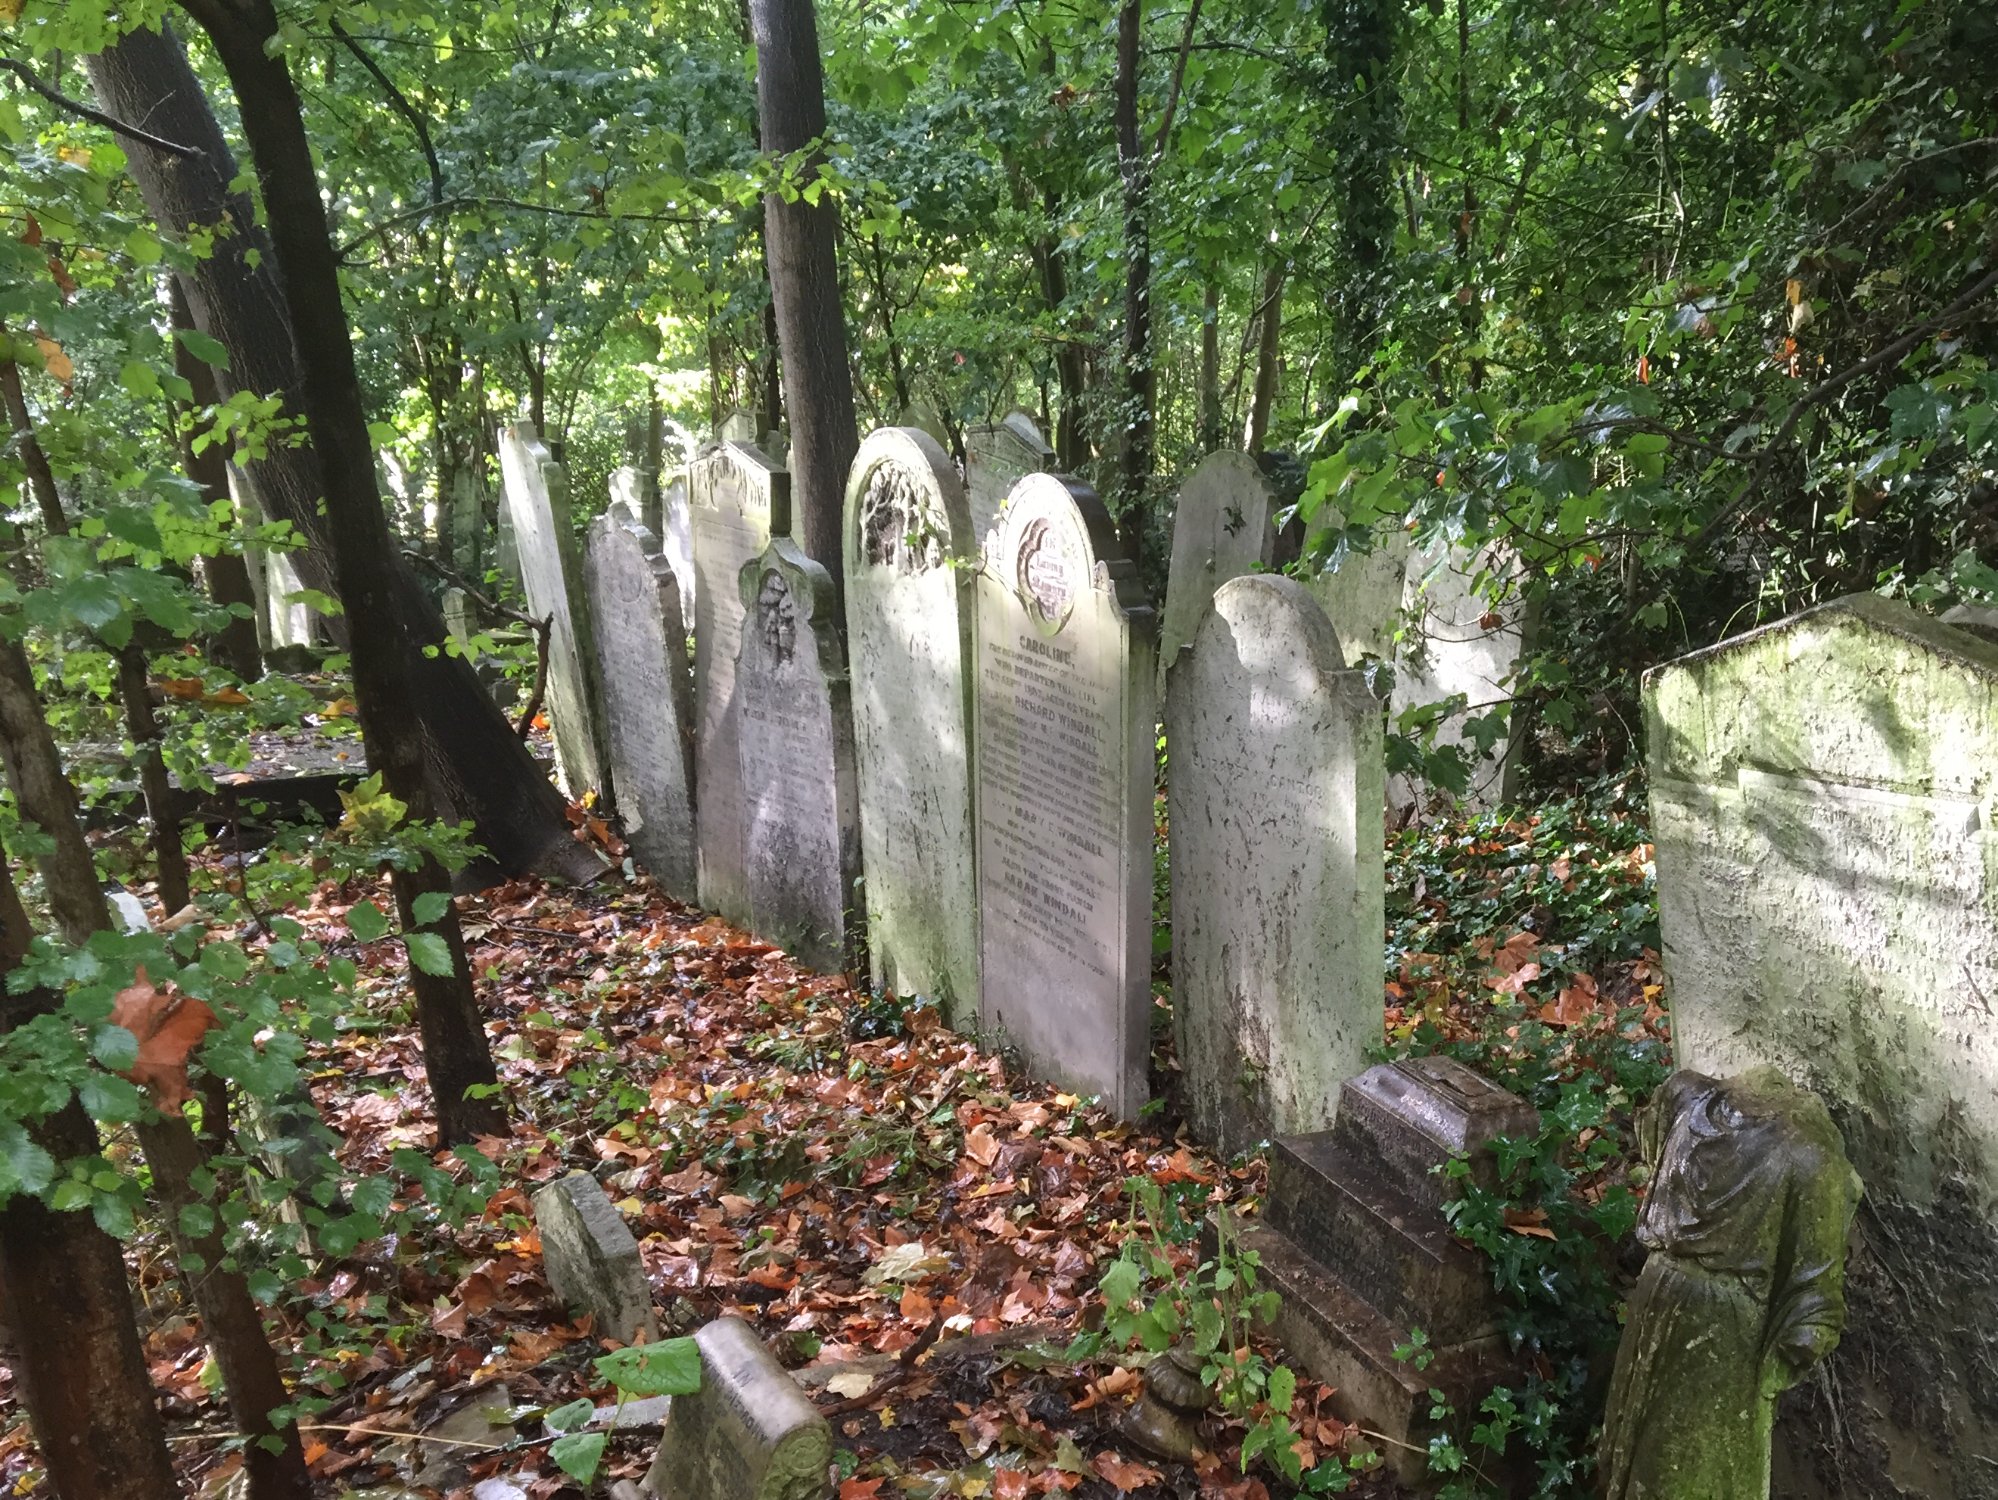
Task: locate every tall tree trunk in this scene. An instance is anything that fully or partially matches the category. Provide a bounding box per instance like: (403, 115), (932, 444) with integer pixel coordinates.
(1245, 260), (1286, 452)
(1198, 276), (1222, 453)
(84, 24), (600, 886)
(0, 637), (310, 1500)
(1115, 0), (1153, 567)
(169, 280), (263, 681)
(167, 0), (509, 1146)
(1323, 0), (1404, 388)
(749, 0), (857, 601)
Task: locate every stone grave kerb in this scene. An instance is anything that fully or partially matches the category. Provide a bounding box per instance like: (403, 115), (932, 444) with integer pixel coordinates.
(842, 426), (980, 1027)
(973, 471), (1157, 1118)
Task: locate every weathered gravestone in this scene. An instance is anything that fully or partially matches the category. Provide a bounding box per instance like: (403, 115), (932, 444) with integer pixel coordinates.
(690, 442), (791, 927)
(441, 586), (474, 647)
(660, 469), (696, 635)
(843, 428), (980, 1026)
(1156, 452), (1283, 692)
(532, 1171), (658, 1344)
(499, 421), (606, 797)
(643, 1318), (831, 1500)
(1300, 509), (1411, 668)
(609, 465), (649, 530)
(1644, 593), (1998, 1497)
(735, 540), (860, 971)
(964, 412), (1055, 556)
(1241, 1057), (1539, 1482)
(447, 468), (482, 574)
(974, 473), (1156, 1117)
(1390, 541), (1534, 815)
(1166, 576), (1384, 1156)
(584, 513), (696, 901)
(263, 546), (326, 650)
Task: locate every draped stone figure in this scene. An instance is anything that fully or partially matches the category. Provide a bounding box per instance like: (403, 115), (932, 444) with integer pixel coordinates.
(1599, 1067), (1861, 1499)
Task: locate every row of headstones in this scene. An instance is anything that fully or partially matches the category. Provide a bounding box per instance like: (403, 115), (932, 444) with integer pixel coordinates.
(491, 415), (1395, 1149)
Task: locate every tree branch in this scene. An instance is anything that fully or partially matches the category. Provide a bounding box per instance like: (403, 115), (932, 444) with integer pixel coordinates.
(1150, 0), (1205, 160)
(0, 55), (200, 158)
(329, 19), (444, 208)
(337, 194), (702, 259)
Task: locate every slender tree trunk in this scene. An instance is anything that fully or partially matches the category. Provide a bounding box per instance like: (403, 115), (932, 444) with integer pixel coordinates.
(4, 355), (193, 915)
(0, 852), (178, 1500)
(84, 24), (599, 886)
(1246, 260), (1286, 452)
(1115, 0), (1153, 567)
(750, 0), (857, 600)
(172, 0), (506, 1146)
(169, 281), (263, 680)
(1198, 276), (1222, 452)
(0, 637), (310, 1500)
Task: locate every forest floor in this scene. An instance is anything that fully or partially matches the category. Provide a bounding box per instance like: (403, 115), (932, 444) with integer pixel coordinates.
(0, 783), (1667, 1500)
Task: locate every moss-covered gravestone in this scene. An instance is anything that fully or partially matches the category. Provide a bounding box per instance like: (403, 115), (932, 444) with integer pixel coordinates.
(1645, 593), (1998, 1495)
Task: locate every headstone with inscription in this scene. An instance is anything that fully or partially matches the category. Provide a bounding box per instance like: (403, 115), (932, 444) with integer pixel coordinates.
(448, 468), (482, 574)
(1156, 451), (1283, 691)
(441, 586), (474, 647)
(843, 428), (980, 1027)
(1645, 593), (1998, 1494)
(643, 1318), (831, 1500)
(964, 412), (1055, 556)
(973, 473), (1157, 1117)
(735, 540), (860, 971)
(690, 443), (791, 927)
(499, 421), (606, 797)
(585, 513), (696, 901)
(1167, 575), (1384, 1155)
(532, 1171), (658, 1345)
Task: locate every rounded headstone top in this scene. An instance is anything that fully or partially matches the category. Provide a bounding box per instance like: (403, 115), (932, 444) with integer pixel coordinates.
(844, 426), (971, 574)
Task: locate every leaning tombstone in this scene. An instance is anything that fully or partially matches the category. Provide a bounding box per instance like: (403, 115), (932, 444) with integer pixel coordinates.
(733, 540), (861, 971)
(1167, 575), (1384, 1155)
(1644, 593), (1998, 1494)
(964, 411), (1055, 555)
(660, 468), (696, 635)
(843, 428), (980, 1027)
(643, 1317), (831, 1500)
(1241, 1057), (1538, 1482)
(1599, 1066), (1860, 1500)
(1389, 540), (1535, 814)
(973, 473), (1156, 1117)
(609, 465), (649, 529)
(532, 1171), (658, 1345)
(1156, 451), (1282, 690)
(689, 442), (790, 927)
(585, 513), (697, 901)
(499, 421), (607, 797)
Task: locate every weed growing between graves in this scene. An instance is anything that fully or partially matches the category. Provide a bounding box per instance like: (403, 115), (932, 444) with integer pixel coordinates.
(1377, 777), (1673, 1498)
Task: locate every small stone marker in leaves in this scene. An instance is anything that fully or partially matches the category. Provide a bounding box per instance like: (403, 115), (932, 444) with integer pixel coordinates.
(532, 1172), (658, 1344)
(644, 1317), (831, 1500)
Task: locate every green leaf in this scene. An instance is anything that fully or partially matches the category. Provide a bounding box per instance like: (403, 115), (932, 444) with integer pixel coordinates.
(1099, 1257), (1142, 1310)
(91, 1023), (140, 1073)
(92, 1190), (136, 1239)
(550, 1430), (607, 1484)
(547, 1397), (596, 1433)
(0, 1121), (55, 1196)
(174, 328), (230, 371)
(413, 891), (451, 926)
(345, 900), (389, 943)
(406, 932), (455, 977)
(1268, 1364), (1296, 1415)
(595, 1337), (703, 1397)
(118, 360), (161, 400)
(79, 1073), (144, 1124)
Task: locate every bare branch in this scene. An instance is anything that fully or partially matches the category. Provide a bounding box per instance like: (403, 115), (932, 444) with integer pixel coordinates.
(0, 55), (200, 158)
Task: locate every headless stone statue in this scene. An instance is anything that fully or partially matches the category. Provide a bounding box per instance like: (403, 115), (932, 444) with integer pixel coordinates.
(1599, 1066), (1861, 1499)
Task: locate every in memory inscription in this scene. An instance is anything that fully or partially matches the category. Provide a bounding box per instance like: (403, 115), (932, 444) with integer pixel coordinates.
(973, 473), (1155, 1118)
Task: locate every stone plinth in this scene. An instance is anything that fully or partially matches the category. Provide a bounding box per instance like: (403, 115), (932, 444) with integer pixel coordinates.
(1248, 1057), (1538, 1482)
